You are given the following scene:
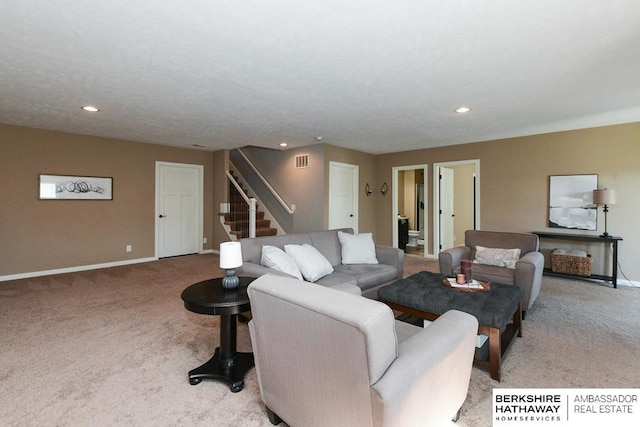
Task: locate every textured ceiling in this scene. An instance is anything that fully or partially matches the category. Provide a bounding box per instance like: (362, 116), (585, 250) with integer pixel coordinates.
(2, 0), (640, 154)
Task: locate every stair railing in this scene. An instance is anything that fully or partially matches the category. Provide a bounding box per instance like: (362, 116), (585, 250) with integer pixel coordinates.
(226, 170), (257, 238)
(237, 148), (295, 214)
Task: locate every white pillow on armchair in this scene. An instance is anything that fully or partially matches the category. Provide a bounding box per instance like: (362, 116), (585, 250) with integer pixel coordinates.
(473, 245), (521, 269)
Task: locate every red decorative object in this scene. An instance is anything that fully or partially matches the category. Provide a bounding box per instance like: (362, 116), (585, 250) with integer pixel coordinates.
(460, 259), (473, 283)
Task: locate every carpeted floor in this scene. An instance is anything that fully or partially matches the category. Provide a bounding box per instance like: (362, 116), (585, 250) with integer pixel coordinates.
(1, 253), (639, 426)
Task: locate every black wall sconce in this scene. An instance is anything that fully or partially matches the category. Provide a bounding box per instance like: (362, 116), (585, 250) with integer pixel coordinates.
(365, 183), (372, 196)
(380, 182), (388, 195)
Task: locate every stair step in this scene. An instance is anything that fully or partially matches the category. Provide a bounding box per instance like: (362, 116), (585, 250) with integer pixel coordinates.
(256, 228), (278, 237)
(231, 227), (278, 239)
(223, 211), (265, 221)
(226, 219), (272, 231)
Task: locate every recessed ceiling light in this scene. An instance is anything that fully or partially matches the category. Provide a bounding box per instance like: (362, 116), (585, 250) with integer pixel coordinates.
(315, 136), (324, 141)
(455, 106), (471, 113)
(279, 142), (288, 147)
(82, 106), (99, 112)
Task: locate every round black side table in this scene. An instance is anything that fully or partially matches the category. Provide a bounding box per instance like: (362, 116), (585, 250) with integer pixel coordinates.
(181, 276), (255, 392)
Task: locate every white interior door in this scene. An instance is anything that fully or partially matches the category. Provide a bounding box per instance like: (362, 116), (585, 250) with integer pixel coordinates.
(440, 167), (455, 251)
(328, 162), (358, 232)
(433, 160), (480, 256)
(156, 162), (203, 258)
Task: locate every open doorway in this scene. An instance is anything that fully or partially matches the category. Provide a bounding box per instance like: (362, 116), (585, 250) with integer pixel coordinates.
(392, 164), (428, 257)
(433, 160), (480, 255)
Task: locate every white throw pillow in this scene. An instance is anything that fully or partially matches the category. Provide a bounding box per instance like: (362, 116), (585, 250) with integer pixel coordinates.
(473, 245), (521, 269)
(260, 245), (303, 280)
(338, 231), (379, 265)
(284, 244), (334, 282)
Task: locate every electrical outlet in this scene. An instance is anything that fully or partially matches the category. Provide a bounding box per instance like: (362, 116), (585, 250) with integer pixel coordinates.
(126, 245), (132, 252)
(203, 237), (207, 244)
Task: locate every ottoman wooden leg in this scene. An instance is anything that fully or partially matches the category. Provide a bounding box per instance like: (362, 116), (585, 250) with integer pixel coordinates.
(514, 302), (523, 338)
(488, 326), (501, 381)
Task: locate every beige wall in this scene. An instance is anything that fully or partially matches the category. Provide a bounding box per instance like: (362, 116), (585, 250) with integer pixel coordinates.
(1, 124), (215, 277)
(375, 122), (640, 282)
(3, 121), (639, 283)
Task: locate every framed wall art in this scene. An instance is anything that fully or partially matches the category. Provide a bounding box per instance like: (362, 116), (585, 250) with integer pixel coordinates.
(39, 174), (113, 200)
(548, 174), (597, 230)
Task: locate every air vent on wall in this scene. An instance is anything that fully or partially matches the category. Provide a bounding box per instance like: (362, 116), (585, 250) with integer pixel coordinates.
(295, 154), (309, 169)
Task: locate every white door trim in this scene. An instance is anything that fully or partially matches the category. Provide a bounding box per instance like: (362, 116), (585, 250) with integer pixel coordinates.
(392, 164), (428, 256)
(432, 159), (480, 256)
(155, 161), (204, 258)
(439, 167), (455, 251)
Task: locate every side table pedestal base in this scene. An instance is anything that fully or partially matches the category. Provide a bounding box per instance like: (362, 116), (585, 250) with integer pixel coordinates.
(188, 347), (255, 392)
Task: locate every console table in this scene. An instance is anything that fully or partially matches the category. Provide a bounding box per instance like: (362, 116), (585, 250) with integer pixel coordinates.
(532, 232), (622, 288)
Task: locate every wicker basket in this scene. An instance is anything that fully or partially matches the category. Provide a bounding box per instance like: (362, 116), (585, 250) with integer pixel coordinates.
(550, 249), (592, 276)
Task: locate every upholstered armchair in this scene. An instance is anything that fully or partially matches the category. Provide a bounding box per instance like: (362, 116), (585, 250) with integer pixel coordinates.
(247, 274), (478, 427)
(439, 230), (544, 317)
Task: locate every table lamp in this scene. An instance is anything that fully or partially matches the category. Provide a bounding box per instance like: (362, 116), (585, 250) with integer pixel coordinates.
(220, 241), (243, 289)
(592, 188), (617, 238)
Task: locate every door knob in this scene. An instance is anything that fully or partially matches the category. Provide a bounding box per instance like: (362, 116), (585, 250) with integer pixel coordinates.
(350, 214), (354, 217)
(159, 214), (166, 218)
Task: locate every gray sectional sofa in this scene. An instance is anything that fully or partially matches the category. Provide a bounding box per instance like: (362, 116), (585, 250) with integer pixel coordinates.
(238, 228), (404, 299)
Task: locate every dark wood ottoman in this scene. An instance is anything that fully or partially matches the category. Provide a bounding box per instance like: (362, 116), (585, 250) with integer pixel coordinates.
(378, 271), (523, 381)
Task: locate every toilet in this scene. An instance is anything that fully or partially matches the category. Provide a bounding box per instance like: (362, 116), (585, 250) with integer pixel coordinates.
(407, 230), (420, 247)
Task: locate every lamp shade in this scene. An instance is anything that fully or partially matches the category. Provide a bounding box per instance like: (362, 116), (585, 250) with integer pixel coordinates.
(220, 241), (243, 269)
(593, 189), (617, 205)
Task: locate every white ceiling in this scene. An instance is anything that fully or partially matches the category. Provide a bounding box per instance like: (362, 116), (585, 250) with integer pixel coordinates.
(2, 1), (640, 154)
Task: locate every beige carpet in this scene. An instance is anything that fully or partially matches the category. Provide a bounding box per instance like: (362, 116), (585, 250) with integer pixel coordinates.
(1, 253), (639, 427)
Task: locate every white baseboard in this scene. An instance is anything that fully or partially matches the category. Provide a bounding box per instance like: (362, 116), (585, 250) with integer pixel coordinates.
(618, 280), (640, 288)
(0, 257), (158, 282)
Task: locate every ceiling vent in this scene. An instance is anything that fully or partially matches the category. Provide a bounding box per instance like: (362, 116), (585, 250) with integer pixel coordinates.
(295, 154), (309, 169)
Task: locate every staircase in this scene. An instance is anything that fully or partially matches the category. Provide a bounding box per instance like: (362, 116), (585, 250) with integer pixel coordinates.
(224, 172), (277, 239)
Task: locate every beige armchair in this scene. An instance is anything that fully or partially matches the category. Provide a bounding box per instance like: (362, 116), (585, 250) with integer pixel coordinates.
(439, 230), (544, 317)
(247, 274), (478, 427)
